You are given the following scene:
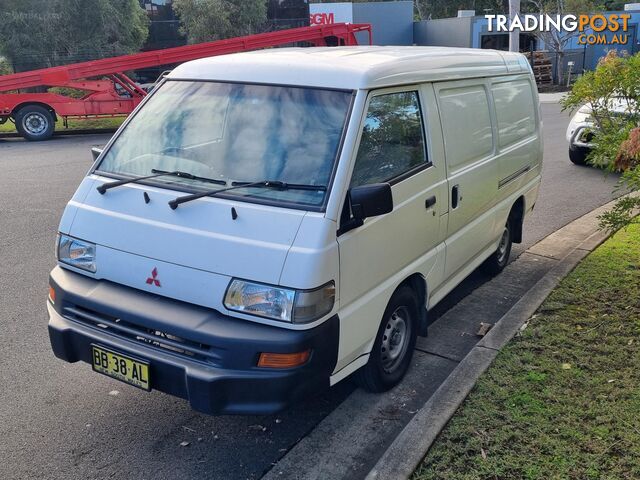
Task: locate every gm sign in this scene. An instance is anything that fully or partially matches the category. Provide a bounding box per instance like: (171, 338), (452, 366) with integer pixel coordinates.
(309, 3), (353, 26)
(310, 13), (335, 25)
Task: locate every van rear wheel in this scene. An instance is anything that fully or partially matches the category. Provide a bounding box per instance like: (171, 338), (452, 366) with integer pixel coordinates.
(354, 286), (418, 393)
(481, 219), (513, 276)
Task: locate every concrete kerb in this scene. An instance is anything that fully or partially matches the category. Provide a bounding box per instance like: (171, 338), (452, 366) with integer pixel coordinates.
(364, 197), (621, 480)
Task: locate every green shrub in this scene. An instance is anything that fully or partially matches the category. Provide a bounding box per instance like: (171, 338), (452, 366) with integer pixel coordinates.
(563, 51), (640, 231)
(0, 57), (12, 75)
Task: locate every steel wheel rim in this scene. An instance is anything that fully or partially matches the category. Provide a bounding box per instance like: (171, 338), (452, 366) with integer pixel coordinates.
(497, 226), (510, 265)
(381, 306), (411, 373)
(23, 113), (48, 135)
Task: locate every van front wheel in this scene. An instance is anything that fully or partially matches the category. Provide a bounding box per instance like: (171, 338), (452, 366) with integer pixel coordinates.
(481, 220), (513, 276)
(355, 286), (418, 393)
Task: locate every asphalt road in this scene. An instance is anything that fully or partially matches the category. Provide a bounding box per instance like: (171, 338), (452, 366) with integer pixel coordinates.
(0, 103), (620, 480)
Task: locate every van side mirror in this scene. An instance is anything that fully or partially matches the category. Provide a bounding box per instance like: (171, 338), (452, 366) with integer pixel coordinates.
(338, 183), (393, 236)
(91, 146), (103, 162)
(350, 183), (394, 221)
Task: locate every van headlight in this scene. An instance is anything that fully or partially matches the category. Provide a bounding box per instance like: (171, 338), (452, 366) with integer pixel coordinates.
(57, 234), (96, 273)
(224, 279), (335, 324)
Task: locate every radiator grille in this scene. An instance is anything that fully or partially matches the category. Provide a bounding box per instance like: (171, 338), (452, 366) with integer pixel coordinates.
(63, 305), (222, 365)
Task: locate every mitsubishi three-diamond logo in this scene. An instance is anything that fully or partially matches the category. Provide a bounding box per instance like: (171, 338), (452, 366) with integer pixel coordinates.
(146, 267), (161, 287)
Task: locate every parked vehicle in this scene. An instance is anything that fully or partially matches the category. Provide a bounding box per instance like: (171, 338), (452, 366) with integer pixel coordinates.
(47, 46), (543, 415)
(566, 97), (630, 165)
(566, 104), (595, 165)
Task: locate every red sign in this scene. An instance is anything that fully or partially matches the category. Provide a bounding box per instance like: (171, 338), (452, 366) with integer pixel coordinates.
(310, 13), (335, 26)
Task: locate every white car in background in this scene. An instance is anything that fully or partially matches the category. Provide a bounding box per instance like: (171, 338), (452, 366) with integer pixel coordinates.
(566, 104), (595, 165)
(566, 97), (632, 165)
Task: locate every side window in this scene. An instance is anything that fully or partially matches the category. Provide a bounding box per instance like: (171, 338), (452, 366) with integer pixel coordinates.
(492, 80), (536, 148)
(438, 85), (493, 171)
(350, 91), (428, 187)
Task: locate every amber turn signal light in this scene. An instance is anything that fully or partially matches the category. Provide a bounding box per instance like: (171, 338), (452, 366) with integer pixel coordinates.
(257, 350), (311, 369)
(48, 286), (56, 304)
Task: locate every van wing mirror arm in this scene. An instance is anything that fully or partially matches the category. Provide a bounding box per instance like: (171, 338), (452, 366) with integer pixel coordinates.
(337, 217), (364, 236)
(337, 183), (393, 236)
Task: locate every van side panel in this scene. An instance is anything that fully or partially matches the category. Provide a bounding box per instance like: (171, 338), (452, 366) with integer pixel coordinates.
(334, 85), (447, 373)
(428, 72), (542, 309)
(489, 75), (542, 238)
(434, 80), (498, 280)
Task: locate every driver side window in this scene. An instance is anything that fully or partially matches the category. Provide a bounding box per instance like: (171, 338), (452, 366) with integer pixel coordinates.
(350, 91), (428, 188)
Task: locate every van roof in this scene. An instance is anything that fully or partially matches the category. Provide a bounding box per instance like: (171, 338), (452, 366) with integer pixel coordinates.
(168, 46), (531, 90)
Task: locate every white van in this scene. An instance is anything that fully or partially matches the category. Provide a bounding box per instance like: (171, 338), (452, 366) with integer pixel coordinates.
(48, 47), (542, 415)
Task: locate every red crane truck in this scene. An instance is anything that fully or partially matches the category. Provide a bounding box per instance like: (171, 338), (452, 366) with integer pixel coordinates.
(0, 23), (372, 141)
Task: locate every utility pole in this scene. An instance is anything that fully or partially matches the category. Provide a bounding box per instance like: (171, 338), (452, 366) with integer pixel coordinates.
(509, 0), (520, 52)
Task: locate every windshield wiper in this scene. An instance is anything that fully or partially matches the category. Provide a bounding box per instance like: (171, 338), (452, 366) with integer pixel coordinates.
(97, 169), (225, 194)
(168, 180), (327, 210)
(152, 169), (226, 186)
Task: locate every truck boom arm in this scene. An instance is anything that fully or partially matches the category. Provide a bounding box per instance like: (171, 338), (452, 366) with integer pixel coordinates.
(0, 23), (372, 92)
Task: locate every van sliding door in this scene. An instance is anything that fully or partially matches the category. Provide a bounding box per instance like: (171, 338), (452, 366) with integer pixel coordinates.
(434, 80), (499, 281)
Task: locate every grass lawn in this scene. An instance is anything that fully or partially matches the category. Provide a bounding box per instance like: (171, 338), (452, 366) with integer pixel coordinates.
(414, 224), (640, 480)
(0, 116), (124, 134)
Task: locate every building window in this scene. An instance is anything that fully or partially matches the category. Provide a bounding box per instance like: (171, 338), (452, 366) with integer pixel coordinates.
(481, 33), (537, 52)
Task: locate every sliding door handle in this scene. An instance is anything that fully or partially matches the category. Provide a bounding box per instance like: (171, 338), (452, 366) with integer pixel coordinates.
(425, 196), (437, 209)
(451, 185), (460, 209)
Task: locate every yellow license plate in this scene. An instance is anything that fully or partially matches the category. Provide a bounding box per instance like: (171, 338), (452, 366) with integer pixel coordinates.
(91, 345), (150, 391)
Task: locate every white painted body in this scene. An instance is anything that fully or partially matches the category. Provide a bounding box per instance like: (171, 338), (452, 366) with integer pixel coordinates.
(58, 47), (542, 385)
(566, 98), (631, 149)
(566, 105), (594, 148)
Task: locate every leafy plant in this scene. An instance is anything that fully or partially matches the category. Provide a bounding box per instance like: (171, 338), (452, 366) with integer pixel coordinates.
(0, 0), (148, 72)
(172, 0), (267, 44)
(0, 57), (11, 75)
(562, 50), (640, 231)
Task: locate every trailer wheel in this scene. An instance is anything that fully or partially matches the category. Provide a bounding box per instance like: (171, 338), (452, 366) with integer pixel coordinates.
(15, 105), (55, 141)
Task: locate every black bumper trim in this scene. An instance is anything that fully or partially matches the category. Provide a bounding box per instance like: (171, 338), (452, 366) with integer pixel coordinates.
(48, 266), (339, 415)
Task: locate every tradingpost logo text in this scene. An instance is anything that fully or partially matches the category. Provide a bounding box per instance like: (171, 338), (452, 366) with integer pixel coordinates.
(485, 14), (632, 45)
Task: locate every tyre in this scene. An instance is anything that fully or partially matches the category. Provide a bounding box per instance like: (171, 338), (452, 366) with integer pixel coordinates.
(14, 105), (55, 141)
(355, 285), (419, 392)
(569, 145), (590, 166)
(481, 218), (513, 276)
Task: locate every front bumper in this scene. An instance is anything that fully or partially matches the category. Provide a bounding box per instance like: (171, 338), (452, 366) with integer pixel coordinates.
(47, 266), (339, 415)
(568, 125), (594, 149)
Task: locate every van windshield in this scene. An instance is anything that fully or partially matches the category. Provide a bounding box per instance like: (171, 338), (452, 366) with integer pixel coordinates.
(96, 80), (353, 209)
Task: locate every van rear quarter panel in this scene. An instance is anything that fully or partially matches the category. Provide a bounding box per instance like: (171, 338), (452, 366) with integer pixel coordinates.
(427, 72), (541, 305)
(490, 74), (542, 231)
